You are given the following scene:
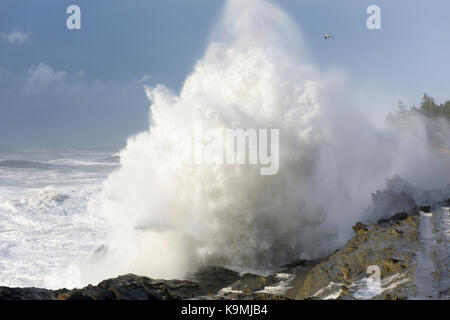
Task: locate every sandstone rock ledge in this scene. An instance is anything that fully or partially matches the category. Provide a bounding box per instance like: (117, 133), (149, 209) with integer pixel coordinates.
(296, 209), (422, 300)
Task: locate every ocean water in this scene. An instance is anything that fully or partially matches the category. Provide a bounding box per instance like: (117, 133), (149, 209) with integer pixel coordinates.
(0, 147), (119, 288)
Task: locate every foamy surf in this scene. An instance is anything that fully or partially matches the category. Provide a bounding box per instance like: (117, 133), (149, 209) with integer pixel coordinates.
(0, 148), (118, 288)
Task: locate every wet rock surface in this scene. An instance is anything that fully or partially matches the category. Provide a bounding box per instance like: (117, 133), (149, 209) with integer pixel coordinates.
(186, 266), (240, 294)
(296, 199), (450, 300)
(0, 274), (206, 300)
(0, 267), (292, 300)
(230, 273), (279, 293)
(296, 210), (422, 300)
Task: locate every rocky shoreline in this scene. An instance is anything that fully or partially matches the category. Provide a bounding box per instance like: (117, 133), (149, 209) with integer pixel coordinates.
(1, 199), (449, 300)
(0, 266), (292, 300)
(296, 199), (450, 300)
(297, 211), (420, 299)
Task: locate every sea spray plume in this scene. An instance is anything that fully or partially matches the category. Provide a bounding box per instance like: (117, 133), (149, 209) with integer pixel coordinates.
(79, 0), (450, 286)
(309, 78), (450, 244)
(81, 0), (327, 284)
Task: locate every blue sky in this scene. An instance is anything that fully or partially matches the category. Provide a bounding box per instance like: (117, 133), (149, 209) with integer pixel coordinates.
(1, 0), (449, 147)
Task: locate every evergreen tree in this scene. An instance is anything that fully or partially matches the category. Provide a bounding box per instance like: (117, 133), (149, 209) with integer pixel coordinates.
(420, 93), (437, 117)
(386, 94), (450, 149)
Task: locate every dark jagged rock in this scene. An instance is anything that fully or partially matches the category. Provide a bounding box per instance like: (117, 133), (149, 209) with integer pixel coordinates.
(0, 266), (289, 301)
(215, 292), (291, 300)
(92, 274), (206, 300)
(186, 266), (241, 294)
(230, 273), (279, 294)
(0, 274), (208, 300)
(384, 294), (407, 300)
(352, 222), (369, 235)
(377, 211), (412, 226)
(377, 217), (391, 225)
(419, 206), (432, 213)
(0, 287), (67, 300)
(391, 212), (409, 221)
(64, 291), (96, 300)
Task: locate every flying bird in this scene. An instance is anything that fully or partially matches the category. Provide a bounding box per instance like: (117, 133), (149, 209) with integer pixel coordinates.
(324, 34), (334, 40)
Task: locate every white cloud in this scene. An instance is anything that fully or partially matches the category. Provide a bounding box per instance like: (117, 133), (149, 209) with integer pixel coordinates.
(0, 63), (149, 145)
(2, 30), (29, 44)
(24, 63), (67, 93)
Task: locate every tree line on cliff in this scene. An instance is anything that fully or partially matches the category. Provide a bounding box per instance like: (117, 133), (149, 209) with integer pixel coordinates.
(387, 94), (450, 149)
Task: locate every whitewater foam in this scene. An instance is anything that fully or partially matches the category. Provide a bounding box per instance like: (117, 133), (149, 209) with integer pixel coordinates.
(0, 148), (118, 288)
(79, 0), (450, 285)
